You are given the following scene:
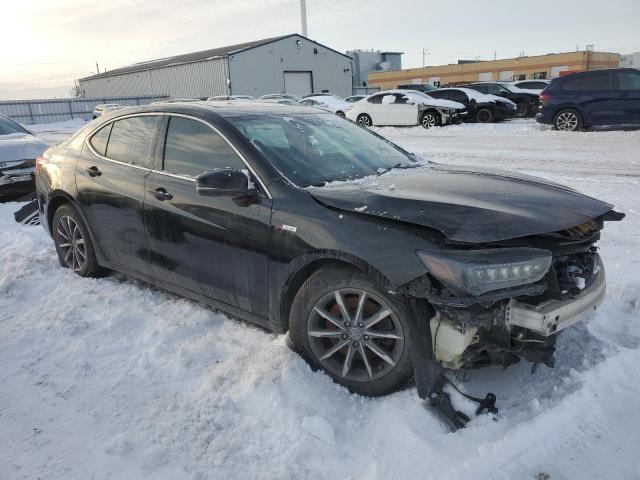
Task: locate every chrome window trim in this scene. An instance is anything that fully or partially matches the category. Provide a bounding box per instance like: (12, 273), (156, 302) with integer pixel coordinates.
(84, 111), (272, 199)
(84, 112), (162, 172)
(164, 113), (272, 199)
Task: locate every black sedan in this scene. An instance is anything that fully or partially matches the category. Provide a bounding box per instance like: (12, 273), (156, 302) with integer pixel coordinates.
(427, 88), (516, 122)
(459, 82), (540, 116)
(35, 102), (622, 402)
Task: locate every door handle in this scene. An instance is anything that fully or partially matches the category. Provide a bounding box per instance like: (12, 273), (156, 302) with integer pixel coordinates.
(147, 187), (173, 201)
(86, 166), (102, 177)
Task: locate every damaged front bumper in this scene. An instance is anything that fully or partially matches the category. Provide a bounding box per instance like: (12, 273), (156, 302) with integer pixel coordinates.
(507, 257), (605, 337)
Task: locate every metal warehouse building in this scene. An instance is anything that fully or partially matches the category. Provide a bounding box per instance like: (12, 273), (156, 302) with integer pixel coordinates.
(78, 34), (353, 99)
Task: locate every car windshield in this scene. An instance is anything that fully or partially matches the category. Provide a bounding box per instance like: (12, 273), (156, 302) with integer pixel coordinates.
(0, 115), (30, 136)
(226, 113), (416, 187)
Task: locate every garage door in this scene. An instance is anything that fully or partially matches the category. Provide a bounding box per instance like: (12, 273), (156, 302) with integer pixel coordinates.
(499, 70), (514, 81)
(478, 72), (493, 81)
(284, 71), (313, 96)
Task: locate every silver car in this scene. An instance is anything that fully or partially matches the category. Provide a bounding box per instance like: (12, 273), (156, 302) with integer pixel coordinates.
(0, 114), (48, 198)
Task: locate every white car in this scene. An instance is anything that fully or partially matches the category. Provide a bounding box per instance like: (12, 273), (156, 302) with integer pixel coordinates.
(345, 90), (465, 128)
(508, 80), (550, 95)
(0, 114), (49, 198)
(298, 96), (350, 117)
(207, 95), (254, 102)
(92, 103), (122, 119)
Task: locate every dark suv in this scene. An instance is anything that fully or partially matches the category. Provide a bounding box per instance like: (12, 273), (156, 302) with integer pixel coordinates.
(460, 82), (539, 116)
(536, 68), (640, 131)
(35, 102), (622, 403)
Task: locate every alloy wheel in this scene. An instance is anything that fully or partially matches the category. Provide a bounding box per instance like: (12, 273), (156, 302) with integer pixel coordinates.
(56, 216), (87, 271)
(357, 115), (371, 127)
(307, 288), (404, 382)
(422, 113), (437, 128)
(556, 112), (579, 131)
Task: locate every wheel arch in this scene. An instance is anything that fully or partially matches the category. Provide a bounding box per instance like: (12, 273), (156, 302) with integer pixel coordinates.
(278, 251), (393, 331)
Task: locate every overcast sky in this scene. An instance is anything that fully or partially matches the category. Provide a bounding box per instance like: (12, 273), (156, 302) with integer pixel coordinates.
(2, 0), (639, 100)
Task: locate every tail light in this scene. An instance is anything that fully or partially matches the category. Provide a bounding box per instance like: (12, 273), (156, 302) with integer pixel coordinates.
(539, 92), (549, 105)
(35, 156), (45, 174)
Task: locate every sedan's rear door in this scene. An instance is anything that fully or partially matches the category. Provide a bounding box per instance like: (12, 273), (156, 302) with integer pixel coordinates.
(76, 114), (160, 275)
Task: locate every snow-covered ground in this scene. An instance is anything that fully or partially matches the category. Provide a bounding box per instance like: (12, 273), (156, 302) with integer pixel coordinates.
(1, 119), (639, 479)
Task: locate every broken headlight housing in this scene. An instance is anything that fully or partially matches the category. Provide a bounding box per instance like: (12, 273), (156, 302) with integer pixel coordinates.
(417, 248), (552, 296)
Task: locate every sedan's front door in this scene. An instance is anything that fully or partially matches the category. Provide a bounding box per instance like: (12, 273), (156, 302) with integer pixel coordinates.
(144, 115), (272, 317)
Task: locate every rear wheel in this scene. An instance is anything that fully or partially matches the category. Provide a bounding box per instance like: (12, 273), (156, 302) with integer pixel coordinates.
(289, 266), (413, 396)
(475, 108), (493, 123)
(421, 110), (440, 129)
(52, 204), (104, 277)
(553, 109), (582, 131)
(356, 114), (372, 127)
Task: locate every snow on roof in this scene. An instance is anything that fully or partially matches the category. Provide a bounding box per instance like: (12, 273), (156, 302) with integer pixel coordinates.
(436, 87), (495, 103)
(377, 90), (465, 110)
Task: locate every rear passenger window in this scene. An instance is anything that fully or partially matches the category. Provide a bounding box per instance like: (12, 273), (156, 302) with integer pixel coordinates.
(89, 123), (112, 156)
(617, 71), (640, 91)
(163, 117), (245, 177)
(106, 116), (159, 167)
(587, 72), (613, 91)
(561, 76), (588, 91)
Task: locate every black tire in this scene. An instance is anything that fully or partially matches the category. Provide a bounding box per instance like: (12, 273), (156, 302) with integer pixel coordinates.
(356, 114), (372, 127)
(475, 108), (493, 123)
(515, 101), (528, 116)
(92, 116), (97, 120)
(335, 110), (345, 118)
(289, 266), (413, 397)
(52, 203), (105, 277)
(553, 108), (583, 131)
(421, 110), (441, 129)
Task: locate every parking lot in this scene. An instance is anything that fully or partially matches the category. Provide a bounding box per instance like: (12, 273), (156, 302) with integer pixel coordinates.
(1, 118), (639, 479)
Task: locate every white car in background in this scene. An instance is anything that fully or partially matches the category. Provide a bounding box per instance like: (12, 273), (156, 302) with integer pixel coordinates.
(508, 80), (550, 95)
(91, 103), (123, 119)
(0, 114), (48, 198)
(298, 95), (350, 117)
(346, 90), (466, 128)
(207, 95), (254, 102)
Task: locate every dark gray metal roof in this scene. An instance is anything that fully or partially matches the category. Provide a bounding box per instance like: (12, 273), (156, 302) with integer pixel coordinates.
(80, 34), (352, 81)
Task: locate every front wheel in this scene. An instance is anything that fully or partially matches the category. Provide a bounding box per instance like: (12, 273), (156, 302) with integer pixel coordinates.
(475, 108), (493, 123)
(53, 204), (105, 277)
(335, 110), (345, 118)
(289, 266), (413, 396)
(553, 109), (582, 131)
(421, 110), (440, 129)
(356, 114), (372, 127)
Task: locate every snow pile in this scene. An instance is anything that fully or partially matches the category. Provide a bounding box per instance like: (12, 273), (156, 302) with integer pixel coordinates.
(1, 119), (640, 479)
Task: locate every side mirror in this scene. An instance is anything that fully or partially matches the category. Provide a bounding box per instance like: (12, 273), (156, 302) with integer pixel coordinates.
(196, 169), (256, 197)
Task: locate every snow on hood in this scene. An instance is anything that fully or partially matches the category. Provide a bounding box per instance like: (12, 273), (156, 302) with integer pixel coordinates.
(303, 96), (350, 111)
(484, 94), (517, 108)
(437, 88), (495, 104)
(403, 92), (466, 110)
(308, 163), (613, 242)
(0, 133), (49, 162)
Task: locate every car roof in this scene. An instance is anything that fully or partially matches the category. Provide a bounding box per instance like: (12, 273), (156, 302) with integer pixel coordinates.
(98, 101), (325, 120)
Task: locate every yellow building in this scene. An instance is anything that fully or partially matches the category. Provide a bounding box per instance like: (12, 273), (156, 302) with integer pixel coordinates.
(367, 51), (620, 89)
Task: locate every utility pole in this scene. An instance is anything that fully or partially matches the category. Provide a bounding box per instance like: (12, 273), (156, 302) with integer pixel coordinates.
(300, 0), (308, 36)
(95, 61), (100, 74)
(422, 48), (429, 68)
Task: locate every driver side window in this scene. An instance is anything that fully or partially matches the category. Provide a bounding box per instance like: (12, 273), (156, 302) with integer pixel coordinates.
(163, 117), (245, 178)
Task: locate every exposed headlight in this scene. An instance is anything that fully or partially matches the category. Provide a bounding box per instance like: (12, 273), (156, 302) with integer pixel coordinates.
(417, 248), (552, 296)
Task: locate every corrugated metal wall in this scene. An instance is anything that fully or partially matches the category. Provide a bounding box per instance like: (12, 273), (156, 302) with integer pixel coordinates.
(79, 58), (229, 99)
(0, 95), (169, 124)
(230, 35), (352, 97)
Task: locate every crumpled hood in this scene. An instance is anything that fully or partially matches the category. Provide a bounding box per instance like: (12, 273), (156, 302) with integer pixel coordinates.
(308, 164), (614, 243)
(0, 133), (49, 163)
